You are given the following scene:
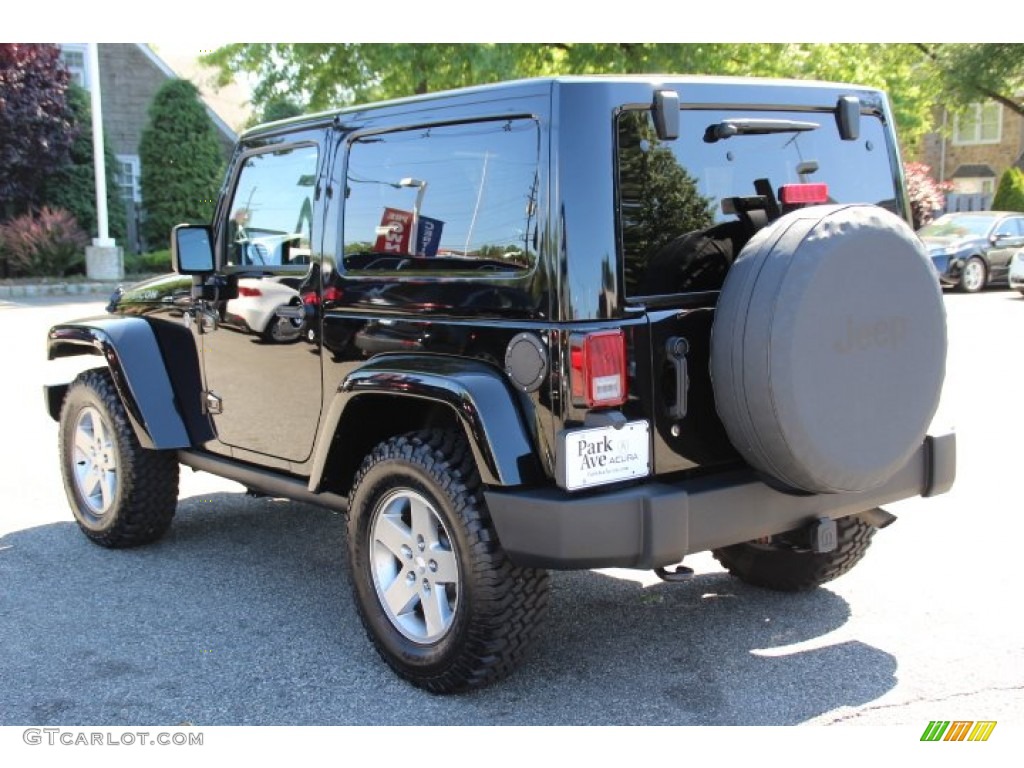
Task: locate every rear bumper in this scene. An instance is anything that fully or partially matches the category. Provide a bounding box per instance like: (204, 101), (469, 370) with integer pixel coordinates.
(485, 430), (956, 570)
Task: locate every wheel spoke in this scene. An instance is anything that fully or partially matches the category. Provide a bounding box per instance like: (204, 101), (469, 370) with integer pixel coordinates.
(409, 496), (438, 546)
(81, 467), (101, 500)
(74, 428), (93, 458)
(375, 513), (413, 560)
(382, 574), (419, 619)
(92, 413), (108, 448)
(98, 470), (116, 510)
(421, 587), (452, 639)
(429, 547), (458, 584)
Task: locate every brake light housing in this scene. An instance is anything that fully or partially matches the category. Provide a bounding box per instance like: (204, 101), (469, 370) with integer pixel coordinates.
(569, 330), (627, 408)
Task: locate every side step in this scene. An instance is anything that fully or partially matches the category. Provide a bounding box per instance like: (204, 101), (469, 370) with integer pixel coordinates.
(178, 450), (349, 514)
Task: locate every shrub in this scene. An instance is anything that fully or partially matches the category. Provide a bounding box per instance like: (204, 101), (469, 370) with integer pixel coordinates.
(124, 249), (171, 275)
(0, 207), (89, 277)
(40, 84), (126, 243)
(139, 79), (224, 250)
(992, 167), (1024, 213)
(905, 162), (952, 229)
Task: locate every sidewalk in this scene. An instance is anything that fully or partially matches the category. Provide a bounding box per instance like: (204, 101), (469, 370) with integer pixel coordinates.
(0, 279), (130, 300)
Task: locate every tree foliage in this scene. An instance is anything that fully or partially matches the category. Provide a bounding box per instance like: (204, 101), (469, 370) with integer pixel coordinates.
(992, 167), (1024, 213)
(0, 43), (76, 218)
(915, 44), (1024, 118)
(139, 79), (225, 248)
(40, 84), (126, 243)
(904, 162), (952, 229)
(202, 43), (942, 149)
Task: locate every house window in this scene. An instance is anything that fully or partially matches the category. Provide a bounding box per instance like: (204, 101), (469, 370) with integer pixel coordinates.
(115, 155), (141, 204)
(59, 45), (89, 89)
(953, 103), (1002, 145)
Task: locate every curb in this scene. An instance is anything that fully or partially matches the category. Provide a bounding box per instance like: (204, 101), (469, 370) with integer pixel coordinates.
(0, 281), (122, 300)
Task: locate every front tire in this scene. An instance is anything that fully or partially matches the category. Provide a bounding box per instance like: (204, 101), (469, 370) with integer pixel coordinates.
(712, 514), (876, 592)
(58, 369), (179, 547)
(346, 429), (549, 693)
(959, 256), (986, 293)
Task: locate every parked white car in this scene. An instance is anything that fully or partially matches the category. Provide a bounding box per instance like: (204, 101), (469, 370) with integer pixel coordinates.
(226, 276), (304, 342)
(1009, 249), (1024, 296)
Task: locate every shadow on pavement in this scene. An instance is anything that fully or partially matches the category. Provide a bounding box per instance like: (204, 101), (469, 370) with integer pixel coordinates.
(0, 492), (896, 725)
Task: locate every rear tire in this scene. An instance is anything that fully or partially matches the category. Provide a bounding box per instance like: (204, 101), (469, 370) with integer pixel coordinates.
(712, 514), (876, 591)
(58, 369), (179, 547)
(959, 256), (986, 293)
(346, 429), (549, 693)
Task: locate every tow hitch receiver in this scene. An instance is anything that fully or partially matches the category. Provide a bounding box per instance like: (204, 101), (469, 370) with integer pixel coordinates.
(655, 563), (695, 583)
(808, 517), (837, 554)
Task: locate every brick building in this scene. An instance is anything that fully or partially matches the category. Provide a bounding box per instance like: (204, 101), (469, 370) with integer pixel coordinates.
(58, 43), (238, 252)
(920, 101), (1024, 210)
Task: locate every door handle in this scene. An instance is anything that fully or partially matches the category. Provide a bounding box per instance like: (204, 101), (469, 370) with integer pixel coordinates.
(665, 336), (689, 421)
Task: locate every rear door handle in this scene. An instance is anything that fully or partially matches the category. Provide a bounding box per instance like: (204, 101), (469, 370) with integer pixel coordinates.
(665, 336), (689, 420)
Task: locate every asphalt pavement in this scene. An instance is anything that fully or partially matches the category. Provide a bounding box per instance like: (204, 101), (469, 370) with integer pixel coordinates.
(1, 291), (1022, 727)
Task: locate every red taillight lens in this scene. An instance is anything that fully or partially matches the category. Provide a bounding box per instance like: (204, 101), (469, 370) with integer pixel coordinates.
(779, 183), (829, 205)
(324, 286), (343, 303)
(570, 330), (627, 407)
(237, 285), (262, 297)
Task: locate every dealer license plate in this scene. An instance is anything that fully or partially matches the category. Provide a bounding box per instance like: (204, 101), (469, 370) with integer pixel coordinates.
(558, 421), (650, 491)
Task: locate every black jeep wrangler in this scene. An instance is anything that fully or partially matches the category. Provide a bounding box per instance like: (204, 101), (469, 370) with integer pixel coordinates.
(45, 76), (954, 693)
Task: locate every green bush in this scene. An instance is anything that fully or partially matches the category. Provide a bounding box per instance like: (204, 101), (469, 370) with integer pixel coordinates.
(124, 249), (172, 275)
(992, 167), (1024, 212)
(40, 84), (127, 243)
(139, 79), (224, 250)
(0, 207), (89, 277)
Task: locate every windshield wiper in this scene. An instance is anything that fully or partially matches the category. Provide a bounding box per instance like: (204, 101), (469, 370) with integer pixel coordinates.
(704, 118), (820, 143)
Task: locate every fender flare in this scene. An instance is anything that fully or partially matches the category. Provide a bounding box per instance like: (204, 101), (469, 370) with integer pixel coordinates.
(47, 317), (192, 450)
(309, 354), (542, 489)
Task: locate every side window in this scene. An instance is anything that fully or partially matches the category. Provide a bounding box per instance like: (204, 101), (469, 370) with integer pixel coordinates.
(994, 218), (1023, 239)
(225, 145), (319, 268)
(342, 119), (539, 275)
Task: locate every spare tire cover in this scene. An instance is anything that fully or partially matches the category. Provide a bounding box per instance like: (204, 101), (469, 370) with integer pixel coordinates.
(710, 204), (946, 494)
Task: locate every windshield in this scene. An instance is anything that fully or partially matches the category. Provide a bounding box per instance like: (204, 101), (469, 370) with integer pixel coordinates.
(617, 108), (899, 297)
(918, 214), (994, 239)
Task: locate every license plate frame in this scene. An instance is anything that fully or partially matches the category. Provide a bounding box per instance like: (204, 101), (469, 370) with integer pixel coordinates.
(556, 421), (651, 491)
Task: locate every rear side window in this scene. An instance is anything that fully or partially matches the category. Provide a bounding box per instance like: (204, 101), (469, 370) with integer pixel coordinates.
(617, 109), (899, 297)
(343, 118), (540, 276)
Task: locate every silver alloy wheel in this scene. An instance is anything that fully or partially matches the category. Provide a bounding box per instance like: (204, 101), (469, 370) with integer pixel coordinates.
(369, 488), (460, 644)
(962, 259), (985, 292)
(71, 406), (118, 516)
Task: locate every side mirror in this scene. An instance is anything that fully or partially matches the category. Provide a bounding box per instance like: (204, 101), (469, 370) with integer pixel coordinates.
(172, 224), (215, 275)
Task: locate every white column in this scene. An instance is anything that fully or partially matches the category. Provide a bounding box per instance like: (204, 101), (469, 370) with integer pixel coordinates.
(87, 43), (113, 248)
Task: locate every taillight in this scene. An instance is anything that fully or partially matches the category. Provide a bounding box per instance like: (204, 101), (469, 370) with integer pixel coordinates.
(779, 183), (829, 205)
(324, 286), (343, 302)
(569, 330), (627, 408)
(237, 285), (262, 297)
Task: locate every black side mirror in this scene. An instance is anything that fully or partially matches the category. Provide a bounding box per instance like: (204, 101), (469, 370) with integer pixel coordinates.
(171, 224), (215, 275)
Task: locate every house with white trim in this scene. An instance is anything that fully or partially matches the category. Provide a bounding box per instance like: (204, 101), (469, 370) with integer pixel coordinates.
(920, 100), (1024, 212)
(58, 43), (239, 252)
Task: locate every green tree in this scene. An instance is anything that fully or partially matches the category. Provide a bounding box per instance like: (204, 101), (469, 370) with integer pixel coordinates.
(0, 43), (76, 219)
(203, 43), (939, 149)
(40, 84), (126, 243)
(992, 167), (1024, 212)
(914, 44), (1024, 118)
(139, 78), (224, 249)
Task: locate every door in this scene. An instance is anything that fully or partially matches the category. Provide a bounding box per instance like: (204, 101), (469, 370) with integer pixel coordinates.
(200, 139), (324, 464)
(988, 216), (1024, 283)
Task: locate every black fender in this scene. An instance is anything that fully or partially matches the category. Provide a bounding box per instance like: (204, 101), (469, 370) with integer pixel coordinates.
(47, 317), (194, 450)
(309, 354), (542, 490)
